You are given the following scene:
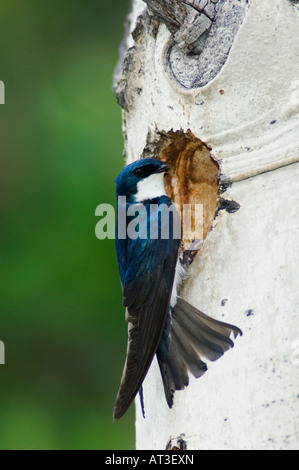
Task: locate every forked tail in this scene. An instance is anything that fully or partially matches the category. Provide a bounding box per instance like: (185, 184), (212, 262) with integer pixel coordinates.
(156, 298), (242, 408)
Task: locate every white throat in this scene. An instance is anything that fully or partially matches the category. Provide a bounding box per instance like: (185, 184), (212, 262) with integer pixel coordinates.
(135, 172), (166, 202)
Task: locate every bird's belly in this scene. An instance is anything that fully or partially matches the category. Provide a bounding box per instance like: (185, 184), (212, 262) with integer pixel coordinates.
(170, 258), (186, 308)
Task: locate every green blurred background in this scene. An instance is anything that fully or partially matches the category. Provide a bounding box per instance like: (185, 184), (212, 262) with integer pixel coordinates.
(0, 0), (135, 449)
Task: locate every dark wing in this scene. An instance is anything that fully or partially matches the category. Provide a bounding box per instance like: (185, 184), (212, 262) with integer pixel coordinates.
(113, 199), (181, 421)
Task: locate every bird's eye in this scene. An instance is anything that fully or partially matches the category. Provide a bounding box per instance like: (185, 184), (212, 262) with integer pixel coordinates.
(133, 164), (156, 178)
(133, 168), (143, 176)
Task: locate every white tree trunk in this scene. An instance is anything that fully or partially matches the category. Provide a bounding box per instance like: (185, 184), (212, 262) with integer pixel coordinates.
(114, 0), (299, 450)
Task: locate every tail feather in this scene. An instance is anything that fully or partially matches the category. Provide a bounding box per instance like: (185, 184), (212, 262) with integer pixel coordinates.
(157, 325), (189, 407)
(173, 298), (240, 361)
(157, 360), (175, 407)
(157, 298), (242, 408)
(172, 319), (207, 378)
(177, 299), (242, 340)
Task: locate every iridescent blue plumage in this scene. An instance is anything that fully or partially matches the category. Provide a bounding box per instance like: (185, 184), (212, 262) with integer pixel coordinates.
(114, 159), (180, 420)
(113, 158), (242, 421)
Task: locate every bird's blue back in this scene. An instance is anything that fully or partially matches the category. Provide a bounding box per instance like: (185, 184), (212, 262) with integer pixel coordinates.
(116, 195), (180, 293)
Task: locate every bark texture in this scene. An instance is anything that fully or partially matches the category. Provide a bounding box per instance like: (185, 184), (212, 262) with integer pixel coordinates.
(114, 0), (299, 450)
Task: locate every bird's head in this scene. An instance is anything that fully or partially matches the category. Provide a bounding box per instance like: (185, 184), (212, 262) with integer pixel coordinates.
(115, 158), (170, 203)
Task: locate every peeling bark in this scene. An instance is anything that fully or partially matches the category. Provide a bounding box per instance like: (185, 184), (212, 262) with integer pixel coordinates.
(144, 0), (249, 88)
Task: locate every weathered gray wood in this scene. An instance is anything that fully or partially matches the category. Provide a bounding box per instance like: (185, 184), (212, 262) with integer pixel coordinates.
(143, 0), (249, 88)
(144, 0), (218, 53)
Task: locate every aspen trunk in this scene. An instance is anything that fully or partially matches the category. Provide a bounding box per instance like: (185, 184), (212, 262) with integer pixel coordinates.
(113, 0), (299, 450)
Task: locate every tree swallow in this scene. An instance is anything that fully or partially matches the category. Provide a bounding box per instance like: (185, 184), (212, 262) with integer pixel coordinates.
(113, 158), (242, 421)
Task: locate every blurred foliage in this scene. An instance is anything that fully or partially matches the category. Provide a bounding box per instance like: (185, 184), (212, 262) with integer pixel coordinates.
(0, 0), (135, 449)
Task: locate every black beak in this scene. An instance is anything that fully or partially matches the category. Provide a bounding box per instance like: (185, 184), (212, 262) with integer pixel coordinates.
(155, 163), (170, 174)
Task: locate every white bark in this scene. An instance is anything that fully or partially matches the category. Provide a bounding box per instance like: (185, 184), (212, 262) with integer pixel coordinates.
(114, 0), (299, 450)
